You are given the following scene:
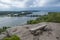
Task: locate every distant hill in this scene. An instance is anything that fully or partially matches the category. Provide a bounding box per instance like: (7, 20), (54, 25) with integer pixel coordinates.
(0, 11), (33, 15)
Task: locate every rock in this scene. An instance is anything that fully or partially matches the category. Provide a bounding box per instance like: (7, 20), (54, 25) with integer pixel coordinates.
(4, 22), (60, 40)
(0, 34), (6, 40)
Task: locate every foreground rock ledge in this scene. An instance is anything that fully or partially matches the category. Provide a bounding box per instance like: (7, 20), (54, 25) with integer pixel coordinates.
(1, 22), (60, 40)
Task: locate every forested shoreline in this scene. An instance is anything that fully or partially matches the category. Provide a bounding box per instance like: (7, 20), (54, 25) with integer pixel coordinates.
(27, 12), (60, 24)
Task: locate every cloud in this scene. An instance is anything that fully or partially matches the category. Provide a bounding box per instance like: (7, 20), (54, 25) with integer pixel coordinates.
(0, 0), (12, 4)
(34, 0), (46, 7)
(0, 0), (28, 8)
(30, 0), (60, 7)
(0, 0), (60, 11)
(0, 3), (10, 10)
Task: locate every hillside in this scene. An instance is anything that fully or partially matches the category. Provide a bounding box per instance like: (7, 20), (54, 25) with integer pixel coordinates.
(1, 22), (60, 40)
(27, 12), (60, 24)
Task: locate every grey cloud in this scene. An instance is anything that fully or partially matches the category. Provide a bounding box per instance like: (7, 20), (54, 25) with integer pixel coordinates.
(0, 0), (60, 11)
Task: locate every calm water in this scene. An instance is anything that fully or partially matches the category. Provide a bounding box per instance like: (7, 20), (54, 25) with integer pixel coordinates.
(0, 12), (47, 27)
(0, 17), (37, 27)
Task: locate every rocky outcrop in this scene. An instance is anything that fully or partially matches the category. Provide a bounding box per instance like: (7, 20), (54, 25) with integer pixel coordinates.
(1, 22), (60, 40)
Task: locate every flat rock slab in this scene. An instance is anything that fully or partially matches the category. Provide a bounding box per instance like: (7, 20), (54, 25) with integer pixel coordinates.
(6, 22), (60, 40)
(0, 34), (6, 40)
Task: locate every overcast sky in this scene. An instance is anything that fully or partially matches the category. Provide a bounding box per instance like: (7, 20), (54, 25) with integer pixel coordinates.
(0, 0), (60, 11)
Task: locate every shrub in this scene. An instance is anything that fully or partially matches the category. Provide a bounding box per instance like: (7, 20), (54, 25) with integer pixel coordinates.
(3, 35), (20, 40)
(0, 26), (10, 34)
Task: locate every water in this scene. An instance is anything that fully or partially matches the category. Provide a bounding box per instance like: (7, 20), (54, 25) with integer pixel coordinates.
(0, 12), (47, 27)
(0, 17), (37, 27)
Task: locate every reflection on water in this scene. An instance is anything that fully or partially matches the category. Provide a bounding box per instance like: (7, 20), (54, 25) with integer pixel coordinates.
(0, 17), (37, 27)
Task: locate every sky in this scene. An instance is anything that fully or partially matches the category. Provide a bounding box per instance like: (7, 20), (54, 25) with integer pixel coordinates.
(0, 0), (60, 11)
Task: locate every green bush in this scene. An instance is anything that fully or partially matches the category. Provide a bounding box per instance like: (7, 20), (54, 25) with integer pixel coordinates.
(3, 35), (20, 40)
(27, 20), (39, 24)
(0, 26), (10, 34)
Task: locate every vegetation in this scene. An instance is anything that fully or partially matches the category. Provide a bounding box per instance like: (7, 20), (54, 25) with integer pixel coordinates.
(0, 26), (10, 34)
(0, 11), (32, 17)
(27, 12), (60, 24)
(0, 27), (20, 40)
(3, 35), (20, 40)
(27, 15), (41, 17)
